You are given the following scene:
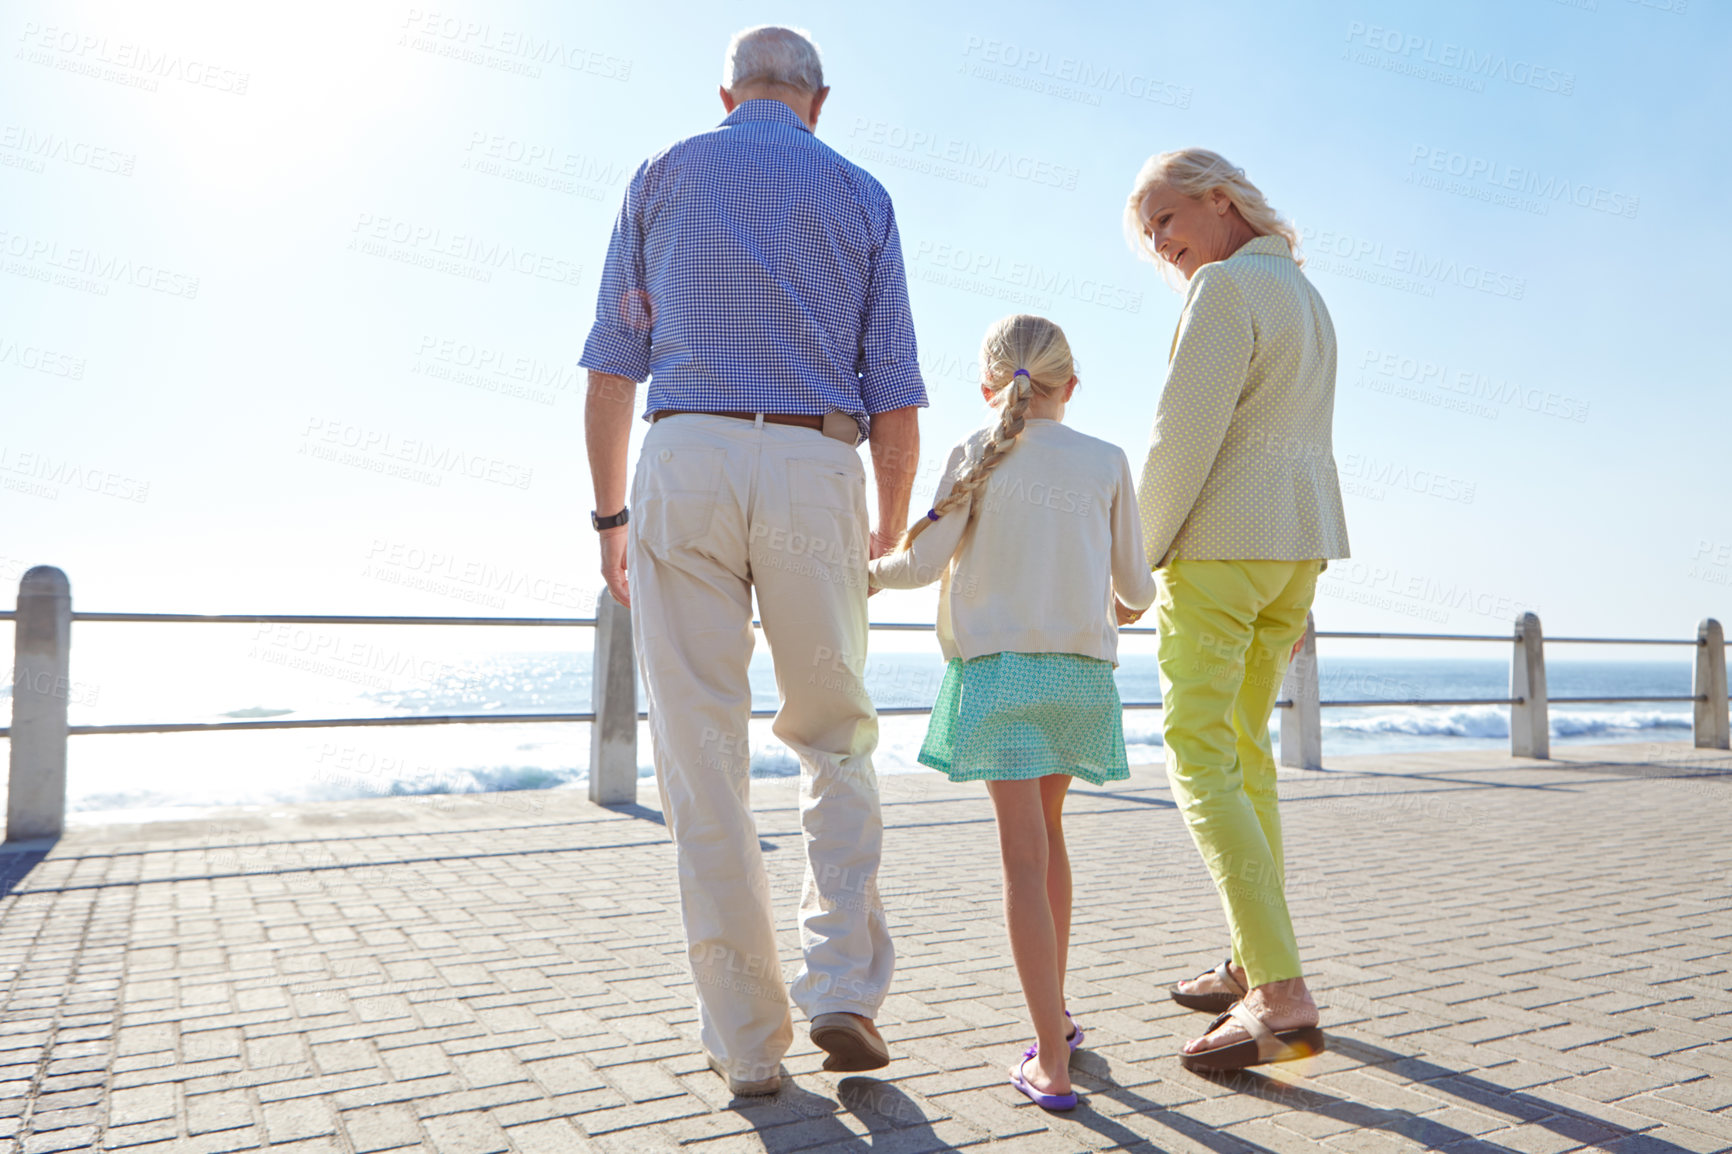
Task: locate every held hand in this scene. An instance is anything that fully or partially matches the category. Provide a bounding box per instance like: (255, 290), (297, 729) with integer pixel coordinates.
(866, 528), (899, 598)
(1115, 598), (1145, 626)
(599, 526), (630, 608)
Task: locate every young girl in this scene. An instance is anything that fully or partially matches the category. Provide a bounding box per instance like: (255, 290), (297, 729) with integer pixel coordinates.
(868, 314), (1156, 1111)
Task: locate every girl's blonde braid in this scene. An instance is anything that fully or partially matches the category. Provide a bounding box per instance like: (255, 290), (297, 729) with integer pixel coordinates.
(898, 370), (1036, 550)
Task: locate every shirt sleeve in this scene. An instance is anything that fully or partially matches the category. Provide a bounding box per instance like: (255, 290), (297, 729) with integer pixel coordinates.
(1111, 451), (1158, 611)
(857, 194), (928, 414)
(1136, 264), (1254, 567)
(578, 161), (654, 382)
(867, 443), (967, 589)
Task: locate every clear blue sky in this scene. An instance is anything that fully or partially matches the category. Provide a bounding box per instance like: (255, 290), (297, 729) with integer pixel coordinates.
(4, 0), (1728, 660)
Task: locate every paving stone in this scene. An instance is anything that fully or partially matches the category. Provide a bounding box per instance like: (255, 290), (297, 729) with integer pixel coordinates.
(341, 1102), (424, 1152)
(604, 1060), (687, 1103)
(506, 1118), (600, 1152)
(421, 1110), (511, 1153)
(107, 1082), (177, 1125)
(183, 1088), (252, 1135)
(451, 1049), (532, 1089)
(19, 1126), (100, 1153)
(100, 1118), (183, 1148)
(1654, 1077), (1732, 1114)
(1603, 1125), (1732, 1154)
(261, 1096), (339, 1143)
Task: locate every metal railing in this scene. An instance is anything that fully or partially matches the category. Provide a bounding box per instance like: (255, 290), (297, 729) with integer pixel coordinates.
(3, 565), (1728, 841)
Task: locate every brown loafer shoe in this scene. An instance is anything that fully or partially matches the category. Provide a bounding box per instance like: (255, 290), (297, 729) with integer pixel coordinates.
(706, 1053), (782, 1096)
(809, 1013), (890, 1072)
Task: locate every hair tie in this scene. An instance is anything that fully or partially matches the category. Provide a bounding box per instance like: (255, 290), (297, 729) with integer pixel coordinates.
(926, 508), (940, 522)
(1012, 369), (1030, 379)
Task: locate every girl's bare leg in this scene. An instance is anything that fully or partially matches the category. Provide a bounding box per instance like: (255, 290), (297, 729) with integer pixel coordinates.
(1038, 774), (1073, 1024)
(986, 778), (1070, 1095)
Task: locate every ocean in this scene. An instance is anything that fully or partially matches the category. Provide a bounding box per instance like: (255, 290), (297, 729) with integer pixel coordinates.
(5, 623), (1699, 823)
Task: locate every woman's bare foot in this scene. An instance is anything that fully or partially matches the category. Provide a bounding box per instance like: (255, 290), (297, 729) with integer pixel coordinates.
(1183, 977), (1319, 1054)
(1175, 959), (1248, 1000)
(1012, 1046), (1072, 1096)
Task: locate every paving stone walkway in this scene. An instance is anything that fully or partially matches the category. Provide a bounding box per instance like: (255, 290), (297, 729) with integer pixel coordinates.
(2, 740), (1729, 1154)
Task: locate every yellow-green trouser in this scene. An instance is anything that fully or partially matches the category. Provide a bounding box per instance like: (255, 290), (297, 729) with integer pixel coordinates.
(1156, 558), (1323, 989)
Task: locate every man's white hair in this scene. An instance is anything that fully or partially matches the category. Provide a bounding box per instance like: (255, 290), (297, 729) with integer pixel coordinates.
(722, 25), (824, 93)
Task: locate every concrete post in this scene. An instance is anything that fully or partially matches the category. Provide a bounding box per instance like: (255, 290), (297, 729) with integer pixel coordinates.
(1510, 611), (1549, 759)
(588, 589), (638, 805)
(1694, 618), (1729, 750)
(7, 566), (72, 842)
(1279, 611), (1322, 771)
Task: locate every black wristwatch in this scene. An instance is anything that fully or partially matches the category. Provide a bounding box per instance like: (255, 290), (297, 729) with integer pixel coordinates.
(591, 507), (629, 531)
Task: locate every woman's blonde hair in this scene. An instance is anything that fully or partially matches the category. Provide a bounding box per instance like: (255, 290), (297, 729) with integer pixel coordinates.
(1123, 148), (1302, 290)
(898, 314), (1074, 549)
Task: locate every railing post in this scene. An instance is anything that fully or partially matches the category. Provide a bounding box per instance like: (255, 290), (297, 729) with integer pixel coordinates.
(588, 588), (638, 805)
(1279, 611), (1322, 771)
(1510, 611), (1549, 759)
(7, 566), (72, 842)
(1695, 618), (1730, 750)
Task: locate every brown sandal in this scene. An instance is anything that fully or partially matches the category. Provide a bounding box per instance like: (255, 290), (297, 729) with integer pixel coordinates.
(1169, 957), (1247, 1014)
(1179, 1003), (1325, 1073)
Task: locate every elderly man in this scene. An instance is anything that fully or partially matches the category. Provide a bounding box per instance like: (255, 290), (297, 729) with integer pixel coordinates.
(580, 26), (925, 1096)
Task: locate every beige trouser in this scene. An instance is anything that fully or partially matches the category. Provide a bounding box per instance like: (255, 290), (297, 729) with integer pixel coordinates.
(627, 413), (893, 1084)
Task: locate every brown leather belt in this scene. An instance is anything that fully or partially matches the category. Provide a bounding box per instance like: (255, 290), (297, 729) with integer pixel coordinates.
(652, 409), (824, 430)
(653, 408), (860, 445)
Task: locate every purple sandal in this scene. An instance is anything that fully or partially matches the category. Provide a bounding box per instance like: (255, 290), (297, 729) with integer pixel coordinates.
(1010, 1045), (1078, 1111)
(1065, 1010), (1084, 1052)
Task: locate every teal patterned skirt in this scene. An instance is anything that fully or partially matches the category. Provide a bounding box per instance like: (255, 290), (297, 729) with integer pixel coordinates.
(917, 652), (1130, 786)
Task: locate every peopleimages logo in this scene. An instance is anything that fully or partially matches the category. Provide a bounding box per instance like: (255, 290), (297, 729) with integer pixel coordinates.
(398, 9), (631, 81)
(0, 124), (135, 176)
(1343, 21), (1575, 96)
(1319, 560), (1536, 624)
(1357, 348), (1590, 424)
(460, 132), (625, 202)
(959, 36), (1192, 108)
(362, 539), (594, 610)
(1407, 146), (1639, 219)
(0, 446), (149, 502)
(300, 418), (533, 490)
(1299, 226), (1526, 300)
(908, 241), (1143, 313)
(0, 335), (85, 380)
(347, 213), (582, 287)
(17, 22), (251, 94)
(1338, 452), (1477, 505)
(846, 119), (1080, 191)
(411, 335), (579, 406)
(0, 229), (200, 298)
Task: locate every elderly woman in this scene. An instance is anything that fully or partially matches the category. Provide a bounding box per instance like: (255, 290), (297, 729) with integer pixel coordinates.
(1124, 149), (1350, 1073)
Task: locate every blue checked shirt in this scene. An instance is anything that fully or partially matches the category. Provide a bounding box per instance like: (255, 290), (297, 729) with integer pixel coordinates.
(580, 100), (927, 442)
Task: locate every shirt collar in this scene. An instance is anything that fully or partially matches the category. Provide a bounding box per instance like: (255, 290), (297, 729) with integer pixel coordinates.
(720, 99), (813, 135)
(1233, 235), (1294, 261)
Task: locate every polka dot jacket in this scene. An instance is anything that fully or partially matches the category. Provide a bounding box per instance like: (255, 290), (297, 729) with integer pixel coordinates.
(1137, 235), (1351, 568)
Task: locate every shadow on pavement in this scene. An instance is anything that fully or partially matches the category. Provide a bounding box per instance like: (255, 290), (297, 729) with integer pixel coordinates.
(0, 839), (55, 898)
(1066, 1062), (1279, 1153)
(601, 801), (667, 825)
(717, 1073), (951, 1152)
(1144, 1034), (1696, 1153)
(1327, 1035), (1694, 1151)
